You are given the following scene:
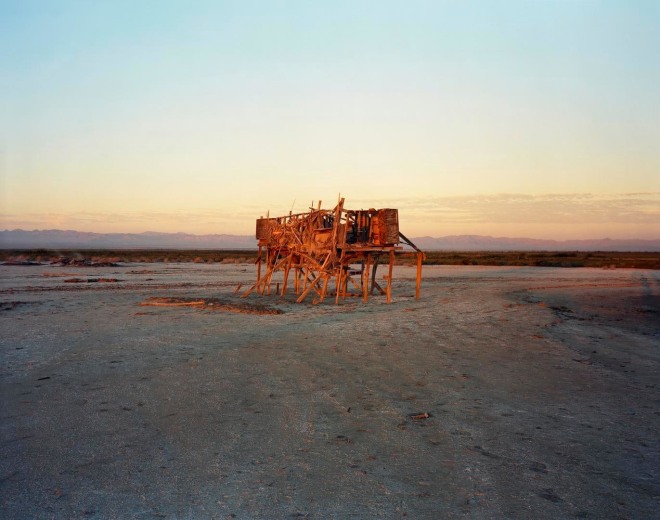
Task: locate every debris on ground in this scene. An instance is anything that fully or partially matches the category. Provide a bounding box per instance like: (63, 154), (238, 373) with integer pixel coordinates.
(409, 412), (431, 420)
(138, 296), (284, 315)
(1, 301), (40, 311)
(51, 257), (119, 267)
(64, 278), (119, 283)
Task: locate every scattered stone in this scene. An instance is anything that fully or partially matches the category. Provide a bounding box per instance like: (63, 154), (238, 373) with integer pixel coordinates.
(538, 488), (562, 502)
(470, 445), (500, 459)
(529, 461), (548, 473)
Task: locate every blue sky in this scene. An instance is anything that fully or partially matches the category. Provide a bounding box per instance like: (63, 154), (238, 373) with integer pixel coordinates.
(1, 0), (659, 238)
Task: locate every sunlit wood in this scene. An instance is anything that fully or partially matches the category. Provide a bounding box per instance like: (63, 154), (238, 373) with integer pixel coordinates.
(242, 198), (424, 304)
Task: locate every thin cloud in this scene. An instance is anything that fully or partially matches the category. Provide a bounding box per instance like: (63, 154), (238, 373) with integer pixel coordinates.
(2, 192), (659, 233)
(354, 193), (660, 225)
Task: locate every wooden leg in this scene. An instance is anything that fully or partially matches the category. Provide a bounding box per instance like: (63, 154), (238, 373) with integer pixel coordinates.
(296, 273), (322, 303)
(387, 249), (394, 303)
(372, 280), (385, 295)
(335, 252), (345, 304)
(302, 266), (309, 292)
(281, 257), (292, 298)
(256, 246), (262, 287)
(319, 275), (330, 303)
(242, 254), (288, 298)
(370, 255), (379, 295)
(363, 254), (370, 303)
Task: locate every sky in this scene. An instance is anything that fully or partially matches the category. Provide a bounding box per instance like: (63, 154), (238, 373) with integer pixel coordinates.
(1, 0), (659, 239)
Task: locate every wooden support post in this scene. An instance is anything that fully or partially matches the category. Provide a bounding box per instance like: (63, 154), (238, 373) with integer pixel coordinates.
(256, 245), (262, 286)
(387, 249), (394, 304)
(335, 269), (342, 304)
(370, 255), (379, 295)
(363, 254), (371, 303)
(302, 265), (309, 292)
(266, 249), (281, 296)
(334, 250), (345, 304)
(262, 247), (271, 295)
(319, 275), (330, 303)
(241, 254), (288, 298)
(296, 273), (321, 303)
(281, 256), (292, 298)
(296, 253), (332, 303)
(416, 251), (423, 300)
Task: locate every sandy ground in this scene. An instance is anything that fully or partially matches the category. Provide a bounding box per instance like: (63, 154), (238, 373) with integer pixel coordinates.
(0, 263), (658, 519)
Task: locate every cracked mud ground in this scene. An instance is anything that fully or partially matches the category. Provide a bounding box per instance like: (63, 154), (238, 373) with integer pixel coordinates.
(1, 264), (658, 519)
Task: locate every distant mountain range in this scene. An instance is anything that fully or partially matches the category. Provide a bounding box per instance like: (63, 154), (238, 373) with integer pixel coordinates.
(0, 230), (255, 250)
(1, 229), (659, 252)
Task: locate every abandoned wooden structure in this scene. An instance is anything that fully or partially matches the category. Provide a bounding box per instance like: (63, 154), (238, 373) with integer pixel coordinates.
(241, 198), (424, 304)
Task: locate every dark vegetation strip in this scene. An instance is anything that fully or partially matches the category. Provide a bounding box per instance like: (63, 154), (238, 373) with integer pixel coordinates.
(1, 249), (659, 269)
(421, 251), (660, 269)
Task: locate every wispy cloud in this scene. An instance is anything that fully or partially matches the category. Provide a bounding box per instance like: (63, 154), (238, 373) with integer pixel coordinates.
(351, 192), (660, 225)
(2, 192), (659, 235)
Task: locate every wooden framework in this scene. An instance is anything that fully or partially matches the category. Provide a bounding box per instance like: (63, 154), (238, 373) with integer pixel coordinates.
(241, 198), (424, 304)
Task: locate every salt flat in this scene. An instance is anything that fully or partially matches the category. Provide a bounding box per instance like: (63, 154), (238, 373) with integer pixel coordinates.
(1, 263), (658, 519)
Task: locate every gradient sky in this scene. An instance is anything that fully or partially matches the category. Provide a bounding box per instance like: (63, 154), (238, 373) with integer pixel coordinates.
(1, 0), (659, 239)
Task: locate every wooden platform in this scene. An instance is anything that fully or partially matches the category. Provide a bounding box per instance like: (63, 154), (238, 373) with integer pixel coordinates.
(242, 198), (424, 304)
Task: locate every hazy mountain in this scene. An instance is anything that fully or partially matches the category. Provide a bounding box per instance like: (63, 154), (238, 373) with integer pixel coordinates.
(0, 229), (255, 249)
(1, 229), (659, 251)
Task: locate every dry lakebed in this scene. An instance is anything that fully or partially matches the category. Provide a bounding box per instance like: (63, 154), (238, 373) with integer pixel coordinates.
(1, 263), (658, 519)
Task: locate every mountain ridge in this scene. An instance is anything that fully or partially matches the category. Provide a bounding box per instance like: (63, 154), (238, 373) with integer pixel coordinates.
(1, 229), (659, 251)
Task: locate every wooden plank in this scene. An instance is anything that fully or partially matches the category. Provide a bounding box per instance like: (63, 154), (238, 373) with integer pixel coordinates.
(281, 255), (292, 298)
(363, 254), (370, 303)
(256, 245), (262, 284)
(370, 255), (380, 295)
(318, 275), (330, 303)
(387, 249), (394, 303)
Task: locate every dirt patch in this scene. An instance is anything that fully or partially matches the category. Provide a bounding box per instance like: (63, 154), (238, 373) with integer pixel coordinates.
(0, 301), (40, 311)
(1, 264), (658, 519)
(52, 257), (120, 267)
(64, 278), (119, 283)
(138, 296), (284, 315)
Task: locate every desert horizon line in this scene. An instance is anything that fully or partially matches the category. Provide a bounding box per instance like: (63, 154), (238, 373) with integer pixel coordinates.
(2, 228), (659, 243)
(3, 190), (658, 241)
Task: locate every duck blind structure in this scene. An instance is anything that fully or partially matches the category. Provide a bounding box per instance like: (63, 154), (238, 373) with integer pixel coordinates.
(241, 198), (424, 304)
